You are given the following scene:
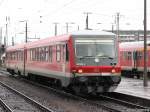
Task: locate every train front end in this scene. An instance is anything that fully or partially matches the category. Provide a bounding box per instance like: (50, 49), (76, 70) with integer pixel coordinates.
(70, 30), (121, 94)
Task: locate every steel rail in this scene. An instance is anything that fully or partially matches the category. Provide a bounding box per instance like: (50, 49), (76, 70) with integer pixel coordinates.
(0, 98), (13, 112)
(0, 81), (55, 112)
(99, 94), (149, 110)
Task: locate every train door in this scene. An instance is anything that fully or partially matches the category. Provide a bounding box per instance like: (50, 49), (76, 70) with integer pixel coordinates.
(62, 44), (66, 75)
(133, 51), (137, 69)
(61, 43), (70, 87)
(132, 51), (138, 75)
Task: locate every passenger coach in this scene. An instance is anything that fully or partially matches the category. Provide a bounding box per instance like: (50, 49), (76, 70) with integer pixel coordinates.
(5, 30), (121, 94)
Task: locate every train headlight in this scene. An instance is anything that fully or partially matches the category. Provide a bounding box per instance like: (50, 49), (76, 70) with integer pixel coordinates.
(78, 69), (83, 74)
(112, 69), (116, 73)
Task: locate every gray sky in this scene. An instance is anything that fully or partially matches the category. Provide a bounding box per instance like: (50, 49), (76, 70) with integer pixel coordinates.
(0, 0), (149, 44)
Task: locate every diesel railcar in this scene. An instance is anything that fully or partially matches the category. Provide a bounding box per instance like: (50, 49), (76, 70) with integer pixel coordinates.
(120, 41), (150, 78)
(5, 30), (121, 94)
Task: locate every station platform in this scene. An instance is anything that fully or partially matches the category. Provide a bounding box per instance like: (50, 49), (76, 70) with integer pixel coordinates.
(115, 77), (150, 100)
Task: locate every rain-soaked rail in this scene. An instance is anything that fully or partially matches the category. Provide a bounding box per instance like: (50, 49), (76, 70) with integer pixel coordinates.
(0, 81), (55, 112)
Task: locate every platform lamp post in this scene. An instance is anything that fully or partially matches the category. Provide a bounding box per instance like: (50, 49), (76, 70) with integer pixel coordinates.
(20, 20), (28, 43)
(143, 0), (148, 87)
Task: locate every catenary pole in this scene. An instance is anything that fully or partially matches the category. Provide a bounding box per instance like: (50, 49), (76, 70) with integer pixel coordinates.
(143, 0), (148, 87)
(53, 22), (59, 36)
(84, 12), (92, 30)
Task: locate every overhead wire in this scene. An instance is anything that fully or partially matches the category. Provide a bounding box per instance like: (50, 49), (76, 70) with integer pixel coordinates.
(42, 0), (77, 18)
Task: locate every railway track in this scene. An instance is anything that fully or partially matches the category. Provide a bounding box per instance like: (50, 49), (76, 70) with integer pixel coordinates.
(0, 69), (150, 112)
(0, 81), (55, 112)
(22, 77), (150, 112)
(96, 95), (149, 112)
(0, 98), (12, 112)
(99, 93), (150, 109)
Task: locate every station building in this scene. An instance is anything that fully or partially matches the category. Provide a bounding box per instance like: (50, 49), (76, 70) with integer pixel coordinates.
(106, 30), (150, 42)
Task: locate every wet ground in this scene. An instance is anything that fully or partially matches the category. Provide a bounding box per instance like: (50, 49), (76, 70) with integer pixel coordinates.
(115, 77), (150, 99)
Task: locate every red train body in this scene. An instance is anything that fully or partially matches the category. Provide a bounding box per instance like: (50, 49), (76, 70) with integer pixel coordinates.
(120, 41), (150, 78)
(5, 30), (121, 93)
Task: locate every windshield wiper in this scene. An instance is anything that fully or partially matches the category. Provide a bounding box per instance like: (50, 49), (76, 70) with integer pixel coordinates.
(78, 56), (94, 59)
(97, 55), (114, 59)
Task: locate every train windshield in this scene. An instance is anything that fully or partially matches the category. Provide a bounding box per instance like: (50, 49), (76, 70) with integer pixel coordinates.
(75, 39), (115, 59)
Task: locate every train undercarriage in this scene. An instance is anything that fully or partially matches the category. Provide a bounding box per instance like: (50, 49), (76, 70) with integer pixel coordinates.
(7, 68), (121, 95)
(70, 76), (121, 94)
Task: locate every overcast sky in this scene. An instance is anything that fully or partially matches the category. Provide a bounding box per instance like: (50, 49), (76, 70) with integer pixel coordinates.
(0, 0), (149, 44)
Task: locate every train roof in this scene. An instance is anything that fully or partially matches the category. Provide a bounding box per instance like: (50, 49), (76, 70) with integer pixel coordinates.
(70, 30), (115, 36)
(6, 43), (26, 52)
(6, 30), (115, 51)
(120, 41), (150, 50)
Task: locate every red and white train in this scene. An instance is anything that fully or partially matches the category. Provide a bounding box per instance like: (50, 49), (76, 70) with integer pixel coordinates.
(5, 30), (121, 94)
(120, 41), (150, 78)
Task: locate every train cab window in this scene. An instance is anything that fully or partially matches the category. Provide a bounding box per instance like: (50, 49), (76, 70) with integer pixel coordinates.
(49, 46), (52, 63)
(56, 45), (61, 62)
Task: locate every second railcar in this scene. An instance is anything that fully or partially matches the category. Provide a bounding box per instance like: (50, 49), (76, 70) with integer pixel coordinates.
(120, 41), (150, 78)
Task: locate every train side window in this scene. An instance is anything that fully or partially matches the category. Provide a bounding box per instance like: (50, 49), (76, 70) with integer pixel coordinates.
(137, 51), (142, 60)
(123, 51), (126, 60)
(21, 51), (23, 61)
(49, 46), (52, 63)
(120, 51), (124, 60)
(127, 52), (131, 60)
(133, 51), (137, 60)
(140, 52), (143, 59)
(45, 47), (48, 61)
(39, 48), (42, 61)
(41, 47), (45, 61)
(33, 49), (36, 61)
(30, 49), (32, 61)
(56, 45), (61, 62)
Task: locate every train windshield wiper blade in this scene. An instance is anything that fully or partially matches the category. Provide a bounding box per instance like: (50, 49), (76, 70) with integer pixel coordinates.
(97, 55), (114, 59)
(78, 56), (94, 59)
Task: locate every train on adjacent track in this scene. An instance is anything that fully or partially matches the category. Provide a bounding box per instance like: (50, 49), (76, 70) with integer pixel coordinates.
(120, 41), (150, 78)
(5, 30), (121, 94)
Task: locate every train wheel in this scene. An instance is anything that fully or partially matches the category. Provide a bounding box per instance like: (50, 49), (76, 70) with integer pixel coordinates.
(55, 80), (62, 90)
(72, 86), (80, 95)
(137, 75), (140, 79)
(10, 70), (15, 76)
